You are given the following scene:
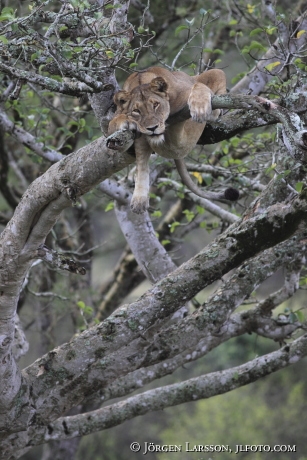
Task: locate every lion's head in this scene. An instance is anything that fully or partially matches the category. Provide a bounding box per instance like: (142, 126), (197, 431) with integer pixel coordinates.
(113, 77), (170, 144)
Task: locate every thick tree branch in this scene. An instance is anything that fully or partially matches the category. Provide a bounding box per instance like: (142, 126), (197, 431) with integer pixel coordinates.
(27, 334), (307, 445)
(0, 133), (136, 425)
(7, 195), (305, 448)
(91, 232), (306, 407)
(166, 93), (307, 161)
(115, 205), (177, 283)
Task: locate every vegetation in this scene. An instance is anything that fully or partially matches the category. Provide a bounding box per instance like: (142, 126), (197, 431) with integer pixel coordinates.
(0, 0), (307, 459)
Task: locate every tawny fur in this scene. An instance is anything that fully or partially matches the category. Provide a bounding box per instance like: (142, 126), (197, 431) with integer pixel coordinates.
(108, 66), (228, 214)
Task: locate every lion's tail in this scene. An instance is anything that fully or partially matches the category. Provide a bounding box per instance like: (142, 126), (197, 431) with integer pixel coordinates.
(174, 159), (239, 203)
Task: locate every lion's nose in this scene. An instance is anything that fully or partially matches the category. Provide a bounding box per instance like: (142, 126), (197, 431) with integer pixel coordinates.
(147, 125), (159, 133)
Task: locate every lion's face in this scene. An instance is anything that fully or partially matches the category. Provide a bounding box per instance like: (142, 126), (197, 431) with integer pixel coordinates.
(113, 77), (170, 144)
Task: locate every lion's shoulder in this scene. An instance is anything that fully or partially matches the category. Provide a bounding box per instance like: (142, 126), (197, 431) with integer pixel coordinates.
(124, 66), (193, 88)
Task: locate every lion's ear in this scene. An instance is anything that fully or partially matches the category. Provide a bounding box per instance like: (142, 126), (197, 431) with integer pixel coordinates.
(150, 77), (168, 95)
(114, 90), (131, 107)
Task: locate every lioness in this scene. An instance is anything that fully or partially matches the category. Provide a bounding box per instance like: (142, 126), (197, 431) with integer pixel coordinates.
(108, 67), (239, 214)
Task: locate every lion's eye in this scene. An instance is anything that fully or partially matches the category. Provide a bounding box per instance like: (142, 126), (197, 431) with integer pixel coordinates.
(132, 109), (141, 115)
(153, 101), (159, 109)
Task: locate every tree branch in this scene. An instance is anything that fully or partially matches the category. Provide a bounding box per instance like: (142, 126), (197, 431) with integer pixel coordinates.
(0, 62), (99, 96)
(157, 178), (239, 224)
(11, 196), (306, 439)
(0, 108), (63, 163)
(27, 334), (307, 445)
(231, 15), (307, 95)
(167, 93), (307, 161)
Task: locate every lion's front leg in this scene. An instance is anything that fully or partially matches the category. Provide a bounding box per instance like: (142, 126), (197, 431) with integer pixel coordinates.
(130, 136), (153, 214)
(189, 69), (227, 123)
(108, 114), (138, 136)
(188, 83), (219, 123)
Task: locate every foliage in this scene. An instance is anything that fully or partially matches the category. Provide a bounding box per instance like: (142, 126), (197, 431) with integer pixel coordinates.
(0, 0), (307, 459)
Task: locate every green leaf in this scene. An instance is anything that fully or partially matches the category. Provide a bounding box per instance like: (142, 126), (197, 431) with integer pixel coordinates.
(31, 52), (38, 62)
(175, 25), (189, 36)
(266, 26), (277, 35)
(151, 210), (162, 217)
(126, 49), (134, 58)
(105, 50), (115, 58)
(0, 35), (8, 44)
(249, 41), (267, 52)
(264, 61), (281, 72)
(84, 306), (93, 315)
(295, 182), (303, 192)
(296, 310), (305, 322)
(242, 41), (267, 54)
(230, 137), (240, 147)
(2, 7), (14, 14)
(169, 221), (180, 233)
(183, 209), (195, 222)
(196, 205), (205, 215)
(250, 28), (263, 37)
(247, 3), (255, 13)
(231, 72), (247, 84)
(105, 202), (114, 212)
(0, 7), (15, 21)
(148, 192), (157, 199)
(265, 163), (277, 174)
(213, 48), (224, 55)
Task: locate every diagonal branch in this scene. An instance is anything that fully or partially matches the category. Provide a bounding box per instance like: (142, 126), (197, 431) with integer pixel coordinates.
(0, 108), (63, 163)
(166, 93), (307, 161)
(0, 62), (100, 96)
(28, 334), (307, 445)
(17, 195), (307, 426)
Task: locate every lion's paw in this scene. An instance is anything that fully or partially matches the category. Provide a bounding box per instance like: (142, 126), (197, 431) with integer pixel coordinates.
(108, 115), (138, 135)
(189, 100), (211, 123)
(188, 83), (214, 123)
(130, 196), (149, 214)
